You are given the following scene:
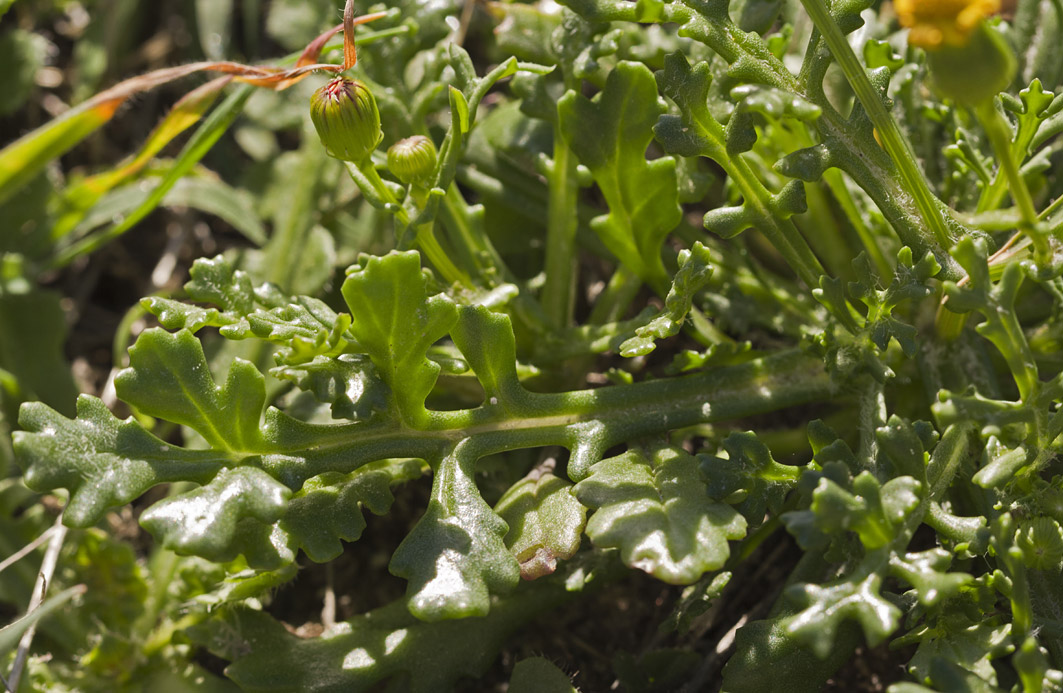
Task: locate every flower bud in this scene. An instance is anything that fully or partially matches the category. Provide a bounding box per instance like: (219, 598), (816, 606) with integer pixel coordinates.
(896, 0), (1015, 106)
(387, 136), (438, 185)
(924, 23), (1016, 107)
(310, 78), (382, 163)
(1016, 516), (1063, 570)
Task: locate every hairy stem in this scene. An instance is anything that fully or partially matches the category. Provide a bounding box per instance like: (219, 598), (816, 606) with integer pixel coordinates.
(797, 0), (953, 251)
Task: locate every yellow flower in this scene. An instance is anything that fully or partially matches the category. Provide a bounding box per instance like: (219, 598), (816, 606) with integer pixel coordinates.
(895, 0), (1000, 49)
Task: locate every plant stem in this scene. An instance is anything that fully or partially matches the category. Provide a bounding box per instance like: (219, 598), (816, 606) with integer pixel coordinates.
(822, 170), (893, 279)
(259, 348), (833, 488)
(798, 0), (953, 251)
(542, 133), (580, 329)
(589, 265), (642, 324)
(347, 160), (472, 286)
(975, 100), (1049, 263)
(8, 515), (67, 693)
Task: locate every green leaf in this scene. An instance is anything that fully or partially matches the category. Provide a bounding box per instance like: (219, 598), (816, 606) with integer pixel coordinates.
(143, 297), (228, 334)
(494, 468), (588, 580)
(449, 306), (532, 413)
(270, 354), (389, 422)
(783, 571), (902, 658)
(559, 61), (681, 287)
(574, 447), (746, 584)
(196, 578), (571, 693)
(619, 242), (714, 357)
(844, 247), (940, 358)
(185, 253), (258, 315)
(724, 85), (821, 156)
(139, 466), (293, 569)
(785, 468), (922, 551)
(972, 436), (1028, 489)
(144, 254), (258, 332)
(924, 656), (1009, 692)
(508, 657), (578, 693)
(389, 443), (520, 620)
(235, 297), (353, 364)
(699, 431), (800, 527)
(944, 239), (1038, 400)
(114, 328), (267, 452)
(15, 395), (224, 527)
(280, 459), (423, 563)
(888, 548), (972, 607)
(0, 585), (86, 657)
(341, 251), (458, 426)
(721, 617), (859, 693)
(0, 261), (78, 416)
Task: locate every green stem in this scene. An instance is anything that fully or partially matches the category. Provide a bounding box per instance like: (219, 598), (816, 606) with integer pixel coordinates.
(822, 169), (893, 279)
(259, 348), (833, 487)
(798, 0), (953, 251)
(440, 185), (493, 276)
(589, 265), (642, 324)
(975, 100), (1049, 263)
(347, 160), (472, 286)
(542, 133), (580, 329)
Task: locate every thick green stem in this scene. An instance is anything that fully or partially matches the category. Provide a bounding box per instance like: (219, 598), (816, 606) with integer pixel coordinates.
(798, 0), (953, 251)
(260, 349), (833, 488)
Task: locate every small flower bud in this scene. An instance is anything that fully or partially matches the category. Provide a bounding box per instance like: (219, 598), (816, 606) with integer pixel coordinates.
(387, 136), (438, 185)
(310, 78), (382, 163)
(1016, 516), (1063, 570)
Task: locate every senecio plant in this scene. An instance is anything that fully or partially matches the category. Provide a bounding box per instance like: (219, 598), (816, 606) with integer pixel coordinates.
(9, 0), (1063, 689)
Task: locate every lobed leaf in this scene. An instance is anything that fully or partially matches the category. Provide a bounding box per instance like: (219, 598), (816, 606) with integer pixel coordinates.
(15, 395), (225, 527)
(280, 459), (423, 563)
(389, 442), (520, 621)
(783, 572), (902, 658)
(115, 328), (267, 452)
(341, 251), (457, 426)
(494, 467), (587, 581)
(559, 61), (681, 288)
(574, 447), (746, 584)
(140, 466), (293, 569)
(907, 619), (1013, 687)
(270, 354), (389, 422)
(889, 548), (972, 607)
(699, 430), (800, 528)
(619, 242), (714, 358)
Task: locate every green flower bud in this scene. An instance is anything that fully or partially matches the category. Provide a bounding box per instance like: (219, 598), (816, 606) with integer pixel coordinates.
(1016, 516), (1063, 570)
(386, 136), (438, 185)
(923, 22), (1016, 107)
(310, 78), (382, 163)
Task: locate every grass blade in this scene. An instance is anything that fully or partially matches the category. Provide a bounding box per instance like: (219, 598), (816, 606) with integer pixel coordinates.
(49, 83), (255, 268)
